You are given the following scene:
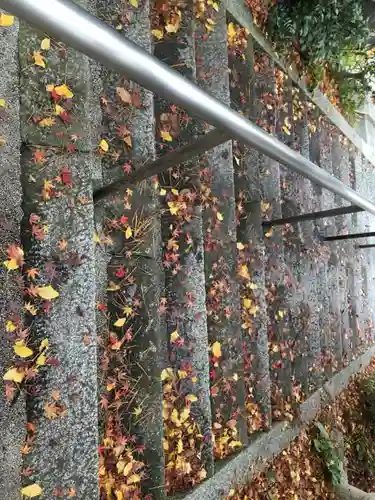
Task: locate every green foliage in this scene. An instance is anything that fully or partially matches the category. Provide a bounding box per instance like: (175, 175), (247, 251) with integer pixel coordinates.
(269, 0), (368, 64)
(359, 369), (375, 431)
(313, 422), (342, 487)
(268, 0), (372, 118)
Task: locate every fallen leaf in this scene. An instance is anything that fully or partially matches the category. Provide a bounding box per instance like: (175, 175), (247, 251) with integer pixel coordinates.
(21, 483), (42, 497)
(51, 390), (60, 401)
(14, 341), (33, 358)
(123, 461), (133, 477)
(129, 0), (138, 7)
(125, 226), (132, 239)
(124, 135), (132, 148)
(0, 14), (14, 27)
(212, 341), (222, 358)
(116, 87), (132, 104)
(36, 354), (46, 366)
(6, 320), (17, 332)
(33, 51), (46, 68)
(0, 98), (5, 107)
(152, 29), (164, 40)
(165, 23), (179, 34)
(185, 394), (197, 402)
(133, 406), (142, 417)
(239, 264), (250, 280)
(127, 474), (141, 485)
(160, 130), (173, 142)
(3, 367), (25, 383)
(217, 212), (224, 221)
(114, 317), (126, 328)
(24, 302), (38, 315)
(41, 38), (50, 50)
(36, 285), (59, 300)
(170, 330), (179, 343)
(99, 139), (109, 152)
(161, 367), (174, 381)
(54, 84), (73, 99)
(39, 117), (55, 127)
(236, 242), (245, 250)
(40, 338), (49, 350)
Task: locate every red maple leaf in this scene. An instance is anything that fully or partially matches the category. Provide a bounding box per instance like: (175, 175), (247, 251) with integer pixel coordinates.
(60, 166), (72, 187)
(122, 162), (132, 174)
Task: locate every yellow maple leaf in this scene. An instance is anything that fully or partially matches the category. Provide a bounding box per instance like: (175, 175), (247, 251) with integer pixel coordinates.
(54, 84), (73, 99)
(21, 483), (42, 497)
(114, 317), (126, 327)
(3, 367), (25, 383)
(41, 38), (50, 50)
(177, 439), (183, 454)
(152, 29), (164, 40)
(37, 285), (59, 300)
(161, 367), (174, 381)
(123, 306), (133, 317)
(54, 104), (65, 116)
(128, 0), (139, 7)
(107, 282), (120, 292)
(170, 330), (179, 343)
(99, 139), (109, 152)
(127, 474), (141, 485)
(159, 188), (167, 196)
(123, 461), (133, 477)
(14, 341), (33, 358)
(33, 51), (46, 68)
(171, 408), (181, 426)
(133, 406), (142, 417)
(39, 118), (55, 127)
(168, 201), (179, 216)
(0, 14), (14, 27)
(217, 212), (224, 221)
(125, 226), (132, 239)
(243, 298), (252, 309)
(238, 264), (250, 280)
(6, 320), (17, 332)
(160, 130), (173, 142)
(180, 407), (190, 423)
(36, 354), (46, 366)
(40, 338), (49, 350)
(165, 23), (179, 34)
(227, 22), (236, 40)
(3, 259), (19, 270)
(24, 302), (38, 316)
(212, 341), (222, 358)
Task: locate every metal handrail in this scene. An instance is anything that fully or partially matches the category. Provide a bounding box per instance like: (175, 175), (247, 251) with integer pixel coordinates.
(2, 0), (375, 215)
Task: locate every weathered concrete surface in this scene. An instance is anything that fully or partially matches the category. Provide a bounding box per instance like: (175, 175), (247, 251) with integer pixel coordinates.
(229, 37), (271, 430)
(196, 10), (248, 445)
(95, 0), (167, 495)
(0, 13), (24, 500)
(153, 5), (214, 481)
(20, 152), (100, 499)
(18, 3), (101, 496)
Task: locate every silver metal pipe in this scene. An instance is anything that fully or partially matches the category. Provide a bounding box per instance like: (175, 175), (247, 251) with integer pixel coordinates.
(2, 0), (375, 215)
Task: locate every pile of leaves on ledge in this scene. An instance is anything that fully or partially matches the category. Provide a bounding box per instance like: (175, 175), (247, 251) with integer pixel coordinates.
(228, 357), (375, 499)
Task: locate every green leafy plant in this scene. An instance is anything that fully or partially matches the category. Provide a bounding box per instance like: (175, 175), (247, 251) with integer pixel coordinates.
(267, 0), (373, 119)
(313, 422), (342, 487)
